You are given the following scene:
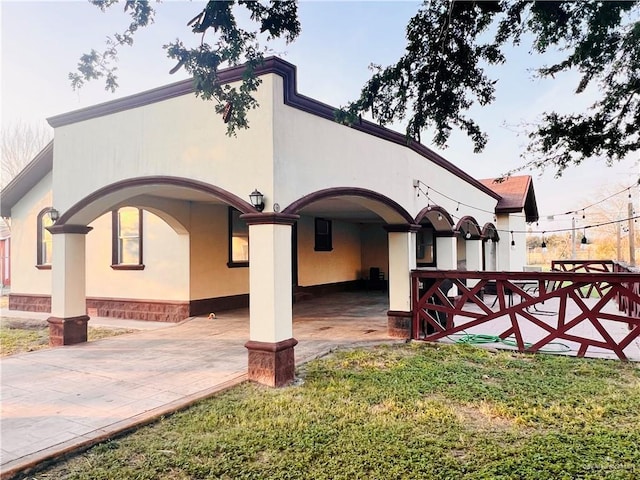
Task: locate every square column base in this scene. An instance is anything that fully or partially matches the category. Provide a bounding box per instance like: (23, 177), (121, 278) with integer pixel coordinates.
(47, 316), (90, 346)
(245, 338), (298, 387)
(387, 310), (412, 339)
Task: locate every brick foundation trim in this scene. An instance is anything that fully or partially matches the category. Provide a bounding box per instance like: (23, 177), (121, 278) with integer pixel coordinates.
(9, 293), (51, 312)
(47, 316), (90, 346)
(86, 297), (189, 322)
(245, 338), (298, 387)
(387, 310), (412, 339)
(8, 294), (190, 322)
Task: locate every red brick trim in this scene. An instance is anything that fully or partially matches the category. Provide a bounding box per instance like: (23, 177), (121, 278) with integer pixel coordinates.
(47, 315), (89, 346)
(86, 297), (189, 322)
(9, 293), (51, 312)
(387, 310), (412, 339)
(245, 338), (298, 387)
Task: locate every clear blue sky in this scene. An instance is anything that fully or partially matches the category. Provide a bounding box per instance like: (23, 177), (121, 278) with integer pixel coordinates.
(1, 0), (637, 235)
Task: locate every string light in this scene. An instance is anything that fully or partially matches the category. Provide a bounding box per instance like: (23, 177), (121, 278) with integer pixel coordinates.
(541, 232), (547, 252)
(581, 229), (588, 250)
(510, 231), (515, 250)
(414, 179), (638, 222)
(414, 179), (640, 236)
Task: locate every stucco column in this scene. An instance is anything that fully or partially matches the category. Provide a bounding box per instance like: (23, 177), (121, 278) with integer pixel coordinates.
(465, 236), (483, 289)
(47, 225), (92, 346)
(436, 233), (457, 270)
(241, 213), (299, 387)
(385, 225), (420, 339)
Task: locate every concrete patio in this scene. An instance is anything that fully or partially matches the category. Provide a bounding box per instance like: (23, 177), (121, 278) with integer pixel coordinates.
(0, 291), (392, 478)
(2, 288), (638, 478)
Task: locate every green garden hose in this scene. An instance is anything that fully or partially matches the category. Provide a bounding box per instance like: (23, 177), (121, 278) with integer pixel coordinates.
(446, 332), (572, 353)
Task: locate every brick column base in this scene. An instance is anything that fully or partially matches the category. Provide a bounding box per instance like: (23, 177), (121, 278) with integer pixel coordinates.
(245, 338), (298, 387)
(387, 310), (412, 339)
(47, 316), (90, 346)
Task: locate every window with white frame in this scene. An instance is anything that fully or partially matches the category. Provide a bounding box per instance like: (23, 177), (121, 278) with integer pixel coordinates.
(112, 207), (144, 269)
(36, 208), (54, 268)
(228, 207), (249, 267)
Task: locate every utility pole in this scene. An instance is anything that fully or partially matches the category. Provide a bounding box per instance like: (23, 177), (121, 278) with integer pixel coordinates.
(629, 202), (636, 266)
(617, 222), (622, 262)
(571, 217), (576, 260)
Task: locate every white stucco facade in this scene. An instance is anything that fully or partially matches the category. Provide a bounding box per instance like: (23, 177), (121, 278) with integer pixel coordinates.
(3, 58), (538, 384)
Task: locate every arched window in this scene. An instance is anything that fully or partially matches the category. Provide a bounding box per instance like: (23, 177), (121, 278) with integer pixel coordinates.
(111, 207), (144, 270)
(36, 208), (54, 269)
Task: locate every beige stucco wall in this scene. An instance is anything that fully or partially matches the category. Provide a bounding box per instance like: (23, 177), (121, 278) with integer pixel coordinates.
(296, 216), (362, 286)
(85, 210), (189, 301)
(496, 214), (527, 271)
(270, 75), (497, 228)
(360, 225), (389, 279)
(51, 75), (277, 222)
(9, 173), (53, 295)
(189, 203), (249, 300)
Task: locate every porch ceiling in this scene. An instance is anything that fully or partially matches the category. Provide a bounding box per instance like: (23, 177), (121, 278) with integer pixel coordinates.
(297, 197), (388, 223)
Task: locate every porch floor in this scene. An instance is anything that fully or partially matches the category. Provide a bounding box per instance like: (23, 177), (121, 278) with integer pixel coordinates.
(2, 290), (637, 477)
(0, 291), (393, 477)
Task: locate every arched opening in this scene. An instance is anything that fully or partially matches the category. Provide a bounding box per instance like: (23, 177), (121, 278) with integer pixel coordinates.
(49, 176), (259, 323)
(415, 205), (455, 268)
(283, 187), (414, 297)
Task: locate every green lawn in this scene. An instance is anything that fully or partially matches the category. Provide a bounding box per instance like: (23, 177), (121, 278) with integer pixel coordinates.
(30, 343), (640, 480)
(0, 320), (133, 356)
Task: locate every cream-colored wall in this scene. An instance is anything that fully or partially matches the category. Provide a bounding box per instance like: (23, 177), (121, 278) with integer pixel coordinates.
(9, 173), (53, 295)
(271, 75), (497, 227)
(496, 214), (527, 271)
(360, 225), (388, 279)
(85, 210), (189, 301)
(189, 203), (249, 300)
(456, 238), (467, 269)
(51, 75), (277, 221)
(296, 216), (362, 286)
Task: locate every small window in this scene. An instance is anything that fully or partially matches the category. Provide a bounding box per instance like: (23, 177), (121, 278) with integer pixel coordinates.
(111, 207), (144, 269)
(417, 227), (436, 267)
(228, 207), (249, 267)
(36, 208), (54, 268)
(314, 218), (332, 252)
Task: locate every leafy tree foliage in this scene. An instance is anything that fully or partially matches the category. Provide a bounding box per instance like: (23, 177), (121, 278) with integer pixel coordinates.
(1, 121), (52, 188)
(72, 1), (639, 175)
(70, 0), (300, 135)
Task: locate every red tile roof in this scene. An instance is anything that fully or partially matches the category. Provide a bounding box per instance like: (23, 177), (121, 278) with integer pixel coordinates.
(479, 175), (539, 222)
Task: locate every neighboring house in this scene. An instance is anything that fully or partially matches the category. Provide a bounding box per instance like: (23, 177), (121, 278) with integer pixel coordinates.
(0, 57), (538, 386)
(0, 218), (10, 288)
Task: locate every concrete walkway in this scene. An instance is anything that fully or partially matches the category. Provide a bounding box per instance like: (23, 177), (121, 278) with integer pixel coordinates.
(0, 291), (392, 478)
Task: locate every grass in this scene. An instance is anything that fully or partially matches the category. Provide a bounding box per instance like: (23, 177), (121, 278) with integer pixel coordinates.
(30, 343), (640, 480)
(0, 319), (134, 357)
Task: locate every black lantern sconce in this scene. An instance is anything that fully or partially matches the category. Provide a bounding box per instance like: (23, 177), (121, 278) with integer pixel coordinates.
(49, 208), (60, 223)
(249, 189), (265, 212)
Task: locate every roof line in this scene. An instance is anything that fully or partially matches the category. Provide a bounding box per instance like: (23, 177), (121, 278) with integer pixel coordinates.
(48, 57), (500, 200)
(1, 141), (54, 217)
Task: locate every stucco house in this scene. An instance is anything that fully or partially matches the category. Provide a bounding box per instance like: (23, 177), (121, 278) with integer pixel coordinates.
(0, 57), (538, 386)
